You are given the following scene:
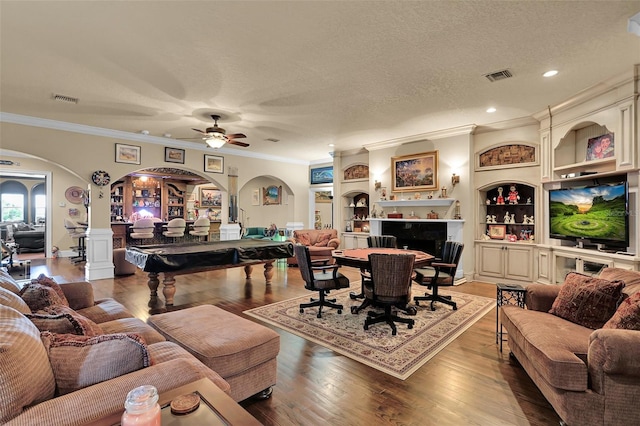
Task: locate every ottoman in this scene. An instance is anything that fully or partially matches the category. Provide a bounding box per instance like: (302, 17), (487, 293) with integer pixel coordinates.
(147, 304), (280, 402)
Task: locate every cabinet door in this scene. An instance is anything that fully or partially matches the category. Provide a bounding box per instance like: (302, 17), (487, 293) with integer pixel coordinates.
(504, 246), (533, 281)
(343, 235), (355, 249)
(355, 235), (369, 248)
(477, 244), (505, 278)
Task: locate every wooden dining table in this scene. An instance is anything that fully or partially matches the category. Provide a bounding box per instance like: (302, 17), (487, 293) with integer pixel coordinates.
(332, 247), (434, 313)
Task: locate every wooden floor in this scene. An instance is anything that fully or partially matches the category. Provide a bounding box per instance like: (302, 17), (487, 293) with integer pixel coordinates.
(31, 258), (561, 426)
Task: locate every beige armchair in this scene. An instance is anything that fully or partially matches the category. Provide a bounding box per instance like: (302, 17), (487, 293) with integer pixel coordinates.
(286, 229), (340, 266)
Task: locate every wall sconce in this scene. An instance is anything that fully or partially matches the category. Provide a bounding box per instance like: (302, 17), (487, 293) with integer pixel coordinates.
(374, 180), (381, 191)
(451, 173), (460, 186)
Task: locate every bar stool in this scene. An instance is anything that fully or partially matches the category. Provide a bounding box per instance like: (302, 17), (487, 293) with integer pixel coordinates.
(189, 217), (210, 241)
(129, 218), (155, 244)
(163, 218), (186, 241)
(64, 218), (87, 263)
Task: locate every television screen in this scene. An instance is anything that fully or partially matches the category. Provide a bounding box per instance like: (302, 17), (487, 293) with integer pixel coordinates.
(548, 182), (629, 248)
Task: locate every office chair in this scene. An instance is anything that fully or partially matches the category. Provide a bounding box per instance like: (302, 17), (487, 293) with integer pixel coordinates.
(413, 241), (464, 311)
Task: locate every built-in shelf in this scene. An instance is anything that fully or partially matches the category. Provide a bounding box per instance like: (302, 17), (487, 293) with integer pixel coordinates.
(554, 157), (616, 172)
(376, 199), (455, 208)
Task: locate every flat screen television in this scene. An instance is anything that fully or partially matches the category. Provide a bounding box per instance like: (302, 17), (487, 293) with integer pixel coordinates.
(548, 181), (629, 249)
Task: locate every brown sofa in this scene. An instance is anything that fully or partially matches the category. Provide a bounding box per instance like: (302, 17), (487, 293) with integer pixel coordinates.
(286, 228), (341, 266)
(501, 267), (640, 426)
(0, 270), (273, 425)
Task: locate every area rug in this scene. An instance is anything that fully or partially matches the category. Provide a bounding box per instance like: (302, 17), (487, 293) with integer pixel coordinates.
(244, 283), (494, 380)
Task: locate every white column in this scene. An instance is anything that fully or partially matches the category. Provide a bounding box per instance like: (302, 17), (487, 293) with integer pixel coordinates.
(84, 227), (114, 280)
(220, 223), (241, 240)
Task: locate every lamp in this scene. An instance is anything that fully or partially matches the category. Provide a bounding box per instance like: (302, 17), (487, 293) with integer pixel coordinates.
(374, 180), (381, 191)
(205, 136), (226, 149)
(451, 173), (460, 186)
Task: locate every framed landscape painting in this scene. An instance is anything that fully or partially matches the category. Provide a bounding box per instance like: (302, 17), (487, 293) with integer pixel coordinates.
(204, 155), (224, 173)
(200, 188), (222, 207)
(391, 151), (438, 192)
(115, 143), (141, 165)
(164, 147), (185, 164)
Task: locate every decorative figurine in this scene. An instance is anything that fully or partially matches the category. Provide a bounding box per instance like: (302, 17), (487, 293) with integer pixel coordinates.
(440, 186), (447, 198)
(453, 200), (461, 219)
(508, 184), (520, 204)
(486, 199), (491, 205)
(486, 214), (493, 223)
(504, 211), (512, 224)
(494, 187), (505, 204)
(526, 197), (532, 204)
(427, 191), (434, 199)
(414, 192), (421, 200)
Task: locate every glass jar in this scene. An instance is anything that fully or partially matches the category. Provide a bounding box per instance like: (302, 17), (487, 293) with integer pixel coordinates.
(121, 385), (161, 426)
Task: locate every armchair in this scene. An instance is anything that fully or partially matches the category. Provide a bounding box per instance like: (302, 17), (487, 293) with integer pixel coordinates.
(286, 229), (340, 266)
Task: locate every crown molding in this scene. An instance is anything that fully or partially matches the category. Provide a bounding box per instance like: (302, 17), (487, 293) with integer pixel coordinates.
(363, 124), (477, 151)
(0, 112), (309, 165)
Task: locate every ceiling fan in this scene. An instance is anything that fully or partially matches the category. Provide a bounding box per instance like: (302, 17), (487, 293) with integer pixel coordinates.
(191, 115), (249, 149)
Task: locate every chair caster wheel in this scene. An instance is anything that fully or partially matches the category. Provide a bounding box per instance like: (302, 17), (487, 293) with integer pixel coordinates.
(300, 308), (304, 313)
(317, 313), (322, 318)
(337, 309), (342, 314)
(351, 306), (360, 314)
(453, 306), (458, 310)
(392, 330), (397, 336)
(415, 301), (420, 306)
(364, 324), (369, 330)
(408, 324), (413, 329)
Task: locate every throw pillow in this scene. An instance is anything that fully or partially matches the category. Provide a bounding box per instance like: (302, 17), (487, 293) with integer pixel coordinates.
(296, 232), (311, 246)
(27, 305), (103, 336)
(40, 331), (151, 395)
(31, 274), (69, 307)
(0, 286), (31, 314)
(0, 269), (22, 294)
(0, 305), (56, 424)
(20, 283), (66, 312)
(549, 272), (625, 329)
(603, 292), (640, 330)
(313, 232), (331, 247)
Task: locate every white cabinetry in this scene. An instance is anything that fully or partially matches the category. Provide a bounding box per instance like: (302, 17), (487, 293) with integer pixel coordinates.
(551, 246), (639, 284)
(342, 232), (369, 249)
(476, 242), (534, 283)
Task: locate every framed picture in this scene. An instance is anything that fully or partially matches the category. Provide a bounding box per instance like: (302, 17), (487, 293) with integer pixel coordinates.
(204, 155), (224, 173)
(263, 185), (282, 205)
(586, 133), (614, 161)
(391, 151), (439, 192)
(115, 143), (141, 165)
(251, 189), (260, 206)
(206, 208), (221, 222)
(164, 147), (185, 164)
(310, 166), (333, 185)
(200, 187), (222, 207)
(315, 191), (333, 203)
(488, 225), (507, 240)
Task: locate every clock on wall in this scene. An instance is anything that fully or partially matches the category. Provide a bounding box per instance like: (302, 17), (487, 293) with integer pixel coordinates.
(91, 170), (111, 186)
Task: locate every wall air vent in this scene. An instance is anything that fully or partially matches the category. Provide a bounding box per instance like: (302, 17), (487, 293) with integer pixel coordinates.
(484, 69), (513, 82)
(52, 93), (79, 104)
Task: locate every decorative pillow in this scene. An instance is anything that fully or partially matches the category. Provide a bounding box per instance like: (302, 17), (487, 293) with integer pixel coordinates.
(598, 267), (640, 296)
(20, 283), (66, 312)
(0, 305), (56, 423)
(31, 274), (69, 307)
(27, 305), (103, 336)
(549, 272), (625, 329)
(0, 286), (31, 314)
(0, 269), (22, 294)
(313, 232), (331, 247)
(15, 223), (32, 232)
(603, 292), (640, 330)
(40, 331), (151, 395)
(296, 232), (311, 246)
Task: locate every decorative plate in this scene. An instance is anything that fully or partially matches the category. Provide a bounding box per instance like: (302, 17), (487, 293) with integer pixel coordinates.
(91, 170), (111, 186)
(65, 186), (85, 204)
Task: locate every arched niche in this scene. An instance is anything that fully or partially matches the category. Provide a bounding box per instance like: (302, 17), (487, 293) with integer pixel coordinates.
(239, 176), (294, 230)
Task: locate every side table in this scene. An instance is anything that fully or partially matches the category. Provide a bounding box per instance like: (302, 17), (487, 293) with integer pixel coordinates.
(496, 283), (526, 352)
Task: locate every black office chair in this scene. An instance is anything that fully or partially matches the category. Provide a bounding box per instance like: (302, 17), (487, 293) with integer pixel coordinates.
(363, 253), (416, 335)
(294, 244), (350, 318)
(413, 241), (464, 311)
(367, 235), (397, 248)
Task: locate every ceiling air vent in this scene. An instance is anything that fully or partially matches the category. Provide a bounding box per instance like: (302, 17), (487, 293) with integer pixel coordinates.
(265, 138), (280, 143)
(52, 93), (79, 104)
(484, 69), (513, 82)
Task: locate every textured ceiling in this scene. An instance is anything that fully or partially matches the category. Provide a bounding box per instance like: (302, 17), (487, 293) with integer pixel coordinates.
(1, 1), (639, 163)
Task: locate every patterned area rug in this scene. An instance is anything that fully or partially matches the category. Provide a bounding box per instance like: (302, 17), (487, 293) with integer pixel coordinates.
(245, 283), (494, 380)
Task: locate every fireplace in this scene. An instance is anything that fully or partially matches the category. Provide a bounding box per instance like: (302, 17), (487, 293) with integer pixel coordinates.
(381, 221), (447, 255)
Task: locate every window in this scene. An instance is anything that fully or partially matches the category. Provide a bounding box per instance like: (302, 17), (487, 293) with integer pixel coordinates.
(34, 194), (46, 222)
(1, 193), (24, 221)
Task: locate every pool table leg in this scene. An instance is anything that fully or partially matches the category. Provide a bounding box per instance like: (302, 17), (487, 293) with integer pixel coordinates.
(263, 261), (274, 284)
(147, 272), (160, 307)
(244, 264), (253, 279)
(162, 272), (177, 306)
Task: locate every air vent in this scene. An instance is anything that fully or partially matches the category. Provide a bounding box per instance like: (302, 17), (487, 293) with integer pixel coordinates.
(265, 138), (280, 143)
(52, 93), (79, 104)
(484, 69), (513, 82)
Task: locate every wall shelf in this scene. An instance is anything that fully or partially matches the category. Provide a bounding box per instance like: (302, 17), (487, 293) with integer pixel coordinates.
(376, 199), (455, 208)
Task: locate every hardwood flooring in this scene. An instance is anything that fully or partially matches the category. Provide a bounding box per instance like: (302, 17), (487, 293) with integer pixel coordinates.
(32, 258), (561, 426)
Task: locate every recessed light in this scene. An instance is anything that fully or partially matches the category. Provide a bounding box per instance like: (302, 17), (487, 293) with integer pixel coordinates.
(163, 133), (172, 138)
(543, 70), (558, 77)
(328, 143), (335, 147)
(140, 130), (150, 135)
(486, 107), (497, 113)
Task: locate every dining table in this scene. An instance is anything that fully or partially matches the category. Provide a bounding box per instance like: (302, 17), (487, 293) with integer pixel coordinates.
(332, 247), (434, 313)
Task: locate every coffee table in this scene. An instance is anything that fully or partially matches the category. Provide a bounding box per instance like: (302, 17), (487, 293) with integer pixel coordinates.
(89, 378), (261, 426)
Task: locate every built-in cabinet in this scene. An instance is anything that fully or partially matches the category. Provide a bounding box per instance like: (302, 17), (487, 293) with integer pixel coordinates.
(344, 193), (369, 232)
(110, 177), (189, 222)
(476, 242), (534, 283)
(480, 184), (535, 241)
(342, 232), (369, 249)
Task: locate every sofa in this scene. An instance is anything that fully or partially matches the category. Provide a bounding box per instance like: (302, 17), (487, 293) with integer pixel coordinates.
(501, 267), (640, 426)
(243, 226), (272, 239)
(0, 269), (265, 425)
(0, 222), (45, 253)
(286, 228), (340, 266)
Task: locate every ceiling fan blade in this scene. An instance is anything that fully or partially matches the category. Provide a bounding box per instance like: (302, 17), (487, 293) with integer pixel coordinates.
(228, 140), (250, 147)
(226, 133), (246, 139)
(192, 128), (206, 134)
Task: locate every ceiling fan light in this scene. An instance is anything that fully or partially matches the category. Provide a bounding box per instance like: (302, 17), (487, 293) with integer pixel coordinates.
(205, 138), (226, 149)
